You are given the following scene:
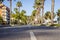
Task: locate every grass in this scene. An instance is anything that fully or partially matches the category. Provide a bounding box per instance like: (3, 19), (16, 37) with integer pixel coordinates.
(50, 24), (60, 27)
(32, 24), (41, 26)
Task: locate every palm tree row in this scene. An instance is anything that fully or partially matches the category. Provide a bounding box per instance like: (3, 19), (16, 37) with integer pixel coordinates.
(0, 0), (56, 25)
(33, 0), (45, 24)
(33, 0), (55, 24)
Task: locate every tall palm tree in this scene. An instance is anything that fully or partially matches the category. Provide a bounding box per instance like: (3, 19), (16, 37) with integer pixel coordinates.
(51, 0), (55, 24)
(41, 0), (45, 24)
(7, 0), (13, 14)
(16, 1), (22, 12)
(7, 0), (12, 24)
(34, 0), (42, 24)
(34, 0), (45, 24)
(7, 0), (16, 24)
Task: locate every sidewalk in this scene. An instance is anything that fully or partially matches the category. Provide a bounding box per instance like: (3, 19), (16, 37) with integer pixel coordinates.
(0, 25), (11, 27)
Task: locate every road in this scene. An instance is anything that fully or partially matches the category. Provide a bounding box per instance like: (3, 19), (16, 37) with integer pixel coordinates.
(0, 25), (60, 40)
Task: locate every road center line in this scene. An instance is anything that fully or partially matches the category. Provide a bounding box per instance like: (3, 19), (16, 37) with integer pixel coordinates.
(30, 31), (37, 40)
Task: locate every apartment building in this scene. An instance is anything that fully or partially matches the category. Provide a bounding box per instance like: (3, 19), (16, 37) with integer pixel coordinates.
(0, 3), (10, 24)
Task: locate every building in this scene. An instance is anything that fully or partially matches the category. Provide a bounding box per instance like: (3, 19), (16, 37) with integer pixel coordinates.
(0, 3), (10, 24)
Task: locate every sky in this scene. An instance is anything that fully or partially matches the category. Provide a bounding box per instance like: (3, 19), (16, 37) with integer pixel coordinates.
(3, 0), (60, 16)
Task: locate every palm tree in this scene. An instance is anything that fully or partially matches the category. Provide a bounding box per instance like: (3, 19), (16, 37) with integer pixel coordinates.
(7, 0), (13, 14)
(7, 0), (12, 24)
(51, 0), (55, 24)
(34, 0), (42, 24)
(44, 11), (52, 24)
(21, 10), (26, 14)
(16, 1), (22, 12)
(34, 0), (45, 24)
(7, 0), (16, 24)
(45, 11), (51, 20)
(31, 10), (37, 24)
(14, 8), (19, 13)
(20, 10), (27, 24)
(57, 9), (60, 24)
(44, 11), (56, 24)
(41, 0), (45, 24)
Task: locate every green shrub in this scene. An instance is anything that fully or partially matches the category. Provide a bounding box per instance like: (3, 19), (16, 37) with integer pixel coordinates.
(50, 24), (60, 27)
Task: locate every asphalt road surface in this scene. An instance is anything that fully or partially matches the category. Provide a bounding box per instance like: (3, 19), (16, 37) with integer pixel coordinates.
(0, 25), (60, 40)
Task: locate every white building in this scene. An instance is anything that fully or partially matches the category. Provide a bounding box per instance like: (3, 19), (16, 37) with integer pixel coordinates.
(0, 3), (10, 24)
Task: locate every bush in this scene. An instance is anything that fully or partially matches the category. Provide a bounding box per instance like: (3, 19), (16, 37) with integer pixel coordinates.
(50, 24), (60, 27)
(0, 16), (3, 24)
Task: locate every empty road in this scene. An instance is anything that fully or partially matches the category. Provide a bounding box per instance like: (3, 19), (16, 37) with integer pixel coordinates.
(0, 25), (60, 40)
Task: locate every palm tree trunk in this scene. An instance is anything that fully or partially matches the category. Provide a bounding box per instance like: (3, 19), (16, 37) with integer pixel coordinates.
(41, 8), (44, 24)
(19, 7), (20, 12)
(51, 0), (55, 24)
(10, 0), (12, 14)
(9, 0), (12, 24)
(38, 8), (41, 24)
(35, 7), (41, 24)
(41, 1), (44, 24)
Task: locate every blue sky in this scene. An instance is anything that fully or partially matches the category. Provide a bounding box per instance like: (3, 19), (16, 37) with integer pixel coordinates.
(3, 0), (60, 16)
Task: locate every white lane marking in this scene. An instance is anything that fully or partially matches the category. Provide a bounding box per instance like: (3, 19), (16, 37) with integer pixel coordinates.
(30, 31), (37, 40)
